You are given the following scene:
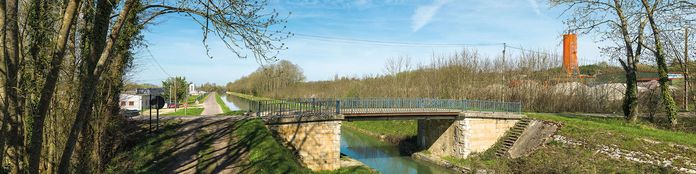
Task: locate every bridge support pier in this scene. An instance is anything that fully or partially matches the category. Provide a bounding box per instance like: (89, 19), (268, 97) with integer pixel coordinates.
(417, 112), (524, 158)
(265, 115), (343, 171)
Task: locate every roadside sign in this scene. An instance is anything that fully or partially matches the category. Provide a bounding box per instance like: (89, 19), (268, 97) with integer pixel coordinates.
(150, 96), (165, 109)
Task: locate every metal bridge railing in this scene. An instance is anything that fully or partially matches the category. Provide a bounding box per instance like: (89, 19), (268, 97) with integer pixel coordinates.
(239, 97), (522, 117)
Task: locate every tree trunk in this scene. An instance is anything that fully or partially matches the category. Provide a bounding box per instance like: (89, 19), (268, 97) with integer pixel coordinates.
(0, 0), (7, 168)
(623, 69), (639, 122)
(641, 0), (679, 127)
(4, 0), (21, 172)
(27, 0), (81, 173)
(613, 0), (641, 122)
(57, 0), (135, 172)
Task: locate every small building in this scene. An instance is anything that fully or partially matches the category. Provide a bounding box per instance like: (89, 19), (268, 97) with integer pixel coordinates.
(189, 83), (198, 95)
(119, 94), (142, 111)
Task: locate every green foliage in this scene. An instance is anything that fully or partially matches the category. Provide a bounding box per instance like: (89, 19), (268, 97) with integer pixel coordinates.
(215, 93), (232, 113)
(124, 82), (159, 91)
(226, 60), (305, 96)
(343, 120), (417, 137)
(199, 82), (225, 93)
(197, 93), (209, 104)
(162, 76), (189, 103)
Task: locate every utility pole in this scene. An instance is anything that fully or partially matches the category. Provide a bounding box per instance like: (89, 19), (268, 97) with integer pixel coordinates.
(174, 76), (178, 112)
(502, 43), (506, 66)
(685, 27), (690, 111)
(501, 43), (507, 102)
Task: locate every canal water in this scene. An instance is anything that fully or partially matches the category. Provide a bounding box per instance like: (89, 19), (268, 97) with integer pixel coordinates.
(341, 127), (454, 174)
(221, 94), (243, 110)
(224, 94), (454, 173)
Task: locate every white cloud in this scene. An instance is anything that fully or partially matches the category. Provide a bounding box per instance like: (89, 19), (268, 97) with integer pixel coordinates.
(410, 0), (450, 32)
(527, 0), (541, 15)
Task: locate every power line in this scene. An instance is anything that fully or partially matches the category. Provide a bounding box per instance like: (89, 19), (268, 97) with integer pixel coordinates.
(506, 45), (555, 56)
(294, 33), (560, 56)
(293, 33), (505, 47)
(145, 47), (172, 78)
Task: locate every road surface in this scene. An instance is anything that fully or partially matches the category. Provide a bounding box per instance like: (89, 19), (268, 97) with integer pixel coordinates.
(201, 92), (223, 116)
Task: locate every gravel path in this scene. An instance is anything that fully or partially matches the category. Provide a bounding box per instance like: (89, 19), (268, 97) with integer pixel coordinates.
(201, 92), (223, 116)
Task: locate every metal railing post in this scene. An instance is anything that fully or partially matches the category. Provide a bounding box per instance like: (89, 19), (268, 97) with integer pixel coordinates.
(336, 100), (340, 114)
(256, 101), (261, 117)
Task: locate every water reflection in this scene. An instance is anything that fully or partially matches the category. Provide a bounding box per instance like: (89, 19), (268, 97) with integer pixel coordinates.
(222, 94), (249, 111)
(341, 127), (454, 174)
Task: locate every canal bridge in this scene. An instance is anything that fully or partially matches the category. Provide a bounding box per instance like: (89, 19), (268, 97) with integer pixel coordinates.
(243, 98), (525, 171)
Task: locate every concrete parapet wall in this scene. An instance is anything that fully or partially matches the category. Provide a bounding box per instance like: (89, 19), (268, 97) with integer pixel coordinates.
(265, 115), (342, 171)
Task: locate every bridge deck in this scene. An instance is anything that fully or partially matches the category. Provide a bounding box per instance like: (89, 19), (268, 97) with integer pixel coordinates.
(339, 108), (461, 121)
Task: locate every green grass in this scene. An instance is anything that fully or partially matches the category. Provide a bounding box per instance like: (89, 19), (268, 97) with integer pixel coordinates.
(343, 120), (417, 137)
(161, 108), (204, 116)
(105, 121), (183, 173)
(187, 94), (199, 104)
(435, 113), (696, 173)
(218, 110), (247, 115)
(235, 119), (376, 173)
(215, 93), (232, 113)
(107, 119), (372, 173)
(528, 113), (696, 147)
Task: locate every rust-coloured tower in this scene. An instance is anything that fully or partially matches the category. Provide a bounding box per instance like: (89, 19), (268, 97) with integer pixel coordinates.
(563, 34), (578, 76)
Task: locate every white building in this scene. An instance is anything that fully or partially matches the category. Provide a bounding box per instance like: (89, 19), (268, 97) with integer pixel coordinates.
(119, 94), (143, 111)
(189, 83), (200, 95)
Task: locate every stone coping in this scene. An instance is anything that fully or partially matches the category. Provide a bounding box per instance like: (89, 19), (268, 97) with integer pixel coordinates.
(265, 114), (344, 124)
(458, 111), (526, 119)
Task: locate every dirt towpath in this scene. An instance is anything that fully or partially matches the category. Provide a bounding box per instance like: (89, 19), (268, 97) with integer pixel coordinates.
(201, 92), (223, 116)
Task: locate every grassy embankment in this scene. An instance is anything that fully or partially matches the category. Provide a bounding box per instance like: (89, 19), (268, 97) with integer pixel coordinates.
(215, 93), (247, 115)
(215, 93), (232, 113)
(347, 113), (696, 173)
(160, 108), (204, 116)
(107, 119), (374, 173)
(187, 93), (209, 105)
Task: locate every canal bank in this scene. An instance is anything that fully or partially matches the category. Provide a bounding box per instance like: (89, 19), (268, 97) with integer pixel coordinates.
(341, 126), (455, 174)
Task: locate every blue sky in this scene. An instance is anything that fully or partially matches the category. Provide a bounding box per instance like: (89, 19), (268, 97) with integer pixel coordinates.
(130, 0), (607, 85)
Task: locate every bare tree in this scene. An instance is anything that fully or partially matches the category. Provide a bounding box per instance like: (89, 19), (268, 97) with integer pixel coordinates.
(639, 0), (695, 126)
(551, 0), (647, 122)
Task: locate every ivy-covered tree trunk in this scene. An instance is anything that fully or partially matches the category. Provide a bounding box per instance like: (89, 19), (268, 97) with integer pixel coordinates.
(58, 0), (136, 172)
(641, 0), (679, 127)
(623, 70), (639, 122)
(4, 0), (23, 172)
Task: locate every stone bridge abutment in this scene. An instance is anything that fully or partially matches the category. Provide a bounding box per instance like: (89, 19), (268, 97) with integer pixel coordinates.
(264, 111), (524, 171)
(417, 112), (525, 159)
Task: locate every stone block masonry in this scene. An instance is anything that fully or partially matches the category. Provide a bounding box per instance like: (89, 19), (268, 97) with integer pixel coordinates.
(417, 112), (524, 158)
(265, 114), (343, 171)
